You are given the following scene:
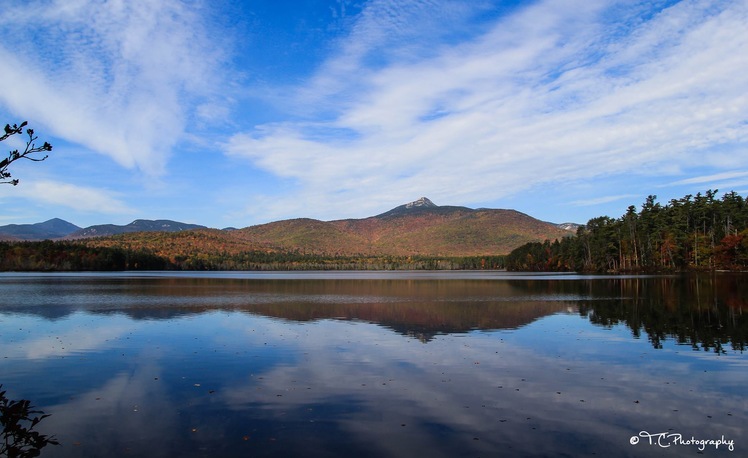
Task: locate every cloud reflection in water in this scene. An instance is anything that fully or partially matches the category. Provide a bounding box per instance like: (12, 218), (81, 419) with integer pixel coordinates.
(0, 273), (746, 457)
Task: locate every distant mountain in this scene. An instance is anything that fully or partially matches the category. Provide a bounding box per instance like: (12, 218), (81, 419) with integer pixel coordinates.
(375, 196), (471, 218)
(233, 197), (571, 256)
(0, 218), (81, 241)
(66, 219), (207, 239)
(235, 217), (371, 255)
(557, 222), (583, 232)
(5, 199), (575, 258)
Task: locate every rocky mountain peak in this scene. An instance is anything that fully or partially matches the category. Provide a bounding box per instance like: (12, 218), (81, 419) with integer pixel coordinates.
(405, 197), (437, 209)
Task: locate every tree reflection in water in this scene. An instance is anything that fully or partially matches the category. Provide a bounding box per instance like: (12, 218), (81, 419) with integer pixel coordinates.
(572, 274), (748, 353)
(0, 272), (746, 457)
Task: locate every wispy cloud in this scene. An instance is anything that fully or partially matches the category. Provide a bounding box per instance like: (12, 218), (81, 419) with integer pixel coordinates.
(0, 0), (229, 176)
(570, 194), (640, 207)
(8, 179), (136, 214)
(226, 0), (748, 222)
(666, 171), (748, 186)
(1, 0), (745, 227)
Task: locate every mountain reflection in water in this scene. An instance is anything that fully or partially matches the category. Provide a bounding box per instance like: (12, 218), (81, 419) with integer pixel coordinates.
(0, 272), (746, 457)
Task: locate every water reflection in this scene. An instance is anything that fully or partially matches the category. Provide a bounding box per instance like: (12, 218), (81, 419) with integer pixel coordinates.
(571, 275), (748, 353)
(2, 274), (746, 347)
(0, 273), (746, 457)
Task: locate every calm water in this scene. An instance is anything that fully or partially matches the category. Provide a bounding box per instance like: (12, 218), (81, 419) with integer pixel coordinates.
(0, 271), (745, 457)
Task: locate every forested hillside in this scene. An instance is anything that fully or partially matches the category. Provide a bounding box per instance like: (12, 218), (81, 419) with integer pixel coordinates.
(0, 236), (505, 271)
(0, 241), (170, 271)
(235, 205), (569, 256)
(506, 190), (748, 272)
(1, 197), (558, 271)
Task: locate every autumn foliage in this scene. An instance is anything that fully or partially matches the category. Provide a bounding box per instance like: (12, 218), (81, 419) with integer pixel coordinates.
(507, 190), (748, 272)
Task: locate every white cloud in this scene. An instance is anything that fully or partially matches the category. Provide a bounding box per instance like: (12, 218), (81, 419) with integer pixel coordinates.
(0, 0), (228, 176)
(226, 0), (748, 221)
(9, 179), (136, 214)
(667, 171), (748, 186)
(570, 194), (640, 207)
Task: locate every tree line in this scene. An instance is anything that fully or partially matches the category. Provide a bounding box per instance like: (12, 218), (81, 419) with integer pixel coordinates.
(0, 241), (170, 271)
(175, 252), (505, 271)
(0, 240), (505, 271)
(506, 190), (748, 272)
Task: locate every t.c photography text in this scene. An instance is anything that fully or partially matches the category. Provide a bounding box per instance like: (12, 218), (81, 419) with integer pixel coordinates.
(630, 431), (735, 452)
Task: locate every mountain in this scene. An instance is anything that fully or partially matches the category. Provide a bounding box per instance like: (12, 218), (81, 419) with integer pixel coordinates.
(0, 218), (206, 241)
(557, 222), (583, 232)
(378, 196), (438, 215)
(232, 197), (571, 256)
(66, 219), (207, 239)
(234, 218), (371, 255)
(0, 218), (81, 241)
(6, 199), (574, 257)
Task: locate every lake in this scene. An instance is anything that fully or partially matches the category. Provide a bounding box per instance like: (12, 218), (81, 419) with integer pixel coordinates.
(1, 271), (745, 457)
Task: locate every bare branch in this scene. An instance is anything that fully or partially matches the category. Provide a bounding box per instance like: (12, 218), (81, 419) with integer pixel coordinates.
(0, 121), (52, 185)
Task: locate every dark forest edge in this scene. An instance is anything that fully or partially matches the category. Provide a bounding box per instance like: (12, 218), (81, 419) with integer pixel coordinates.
(0, 240), (505, 271)
(506, 190), (748, 272)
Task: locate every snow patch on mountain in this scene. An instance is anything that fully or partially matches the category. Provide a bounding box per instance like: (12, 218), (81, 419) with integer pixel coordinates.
(405, 197), (437, 209)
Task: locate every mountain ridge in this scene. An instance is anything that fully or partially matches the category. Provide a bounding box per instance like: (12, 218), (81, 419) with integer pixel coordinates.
(0, 218), (81, 241)
(1, 198), (578, 257)
(65, 219), (207, 239)
(232, 198), (573, 256)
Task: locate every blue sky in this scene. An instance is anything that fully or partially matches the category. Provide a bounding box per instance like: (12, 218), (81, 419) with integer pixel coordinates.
(0, 0), (746, 229)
